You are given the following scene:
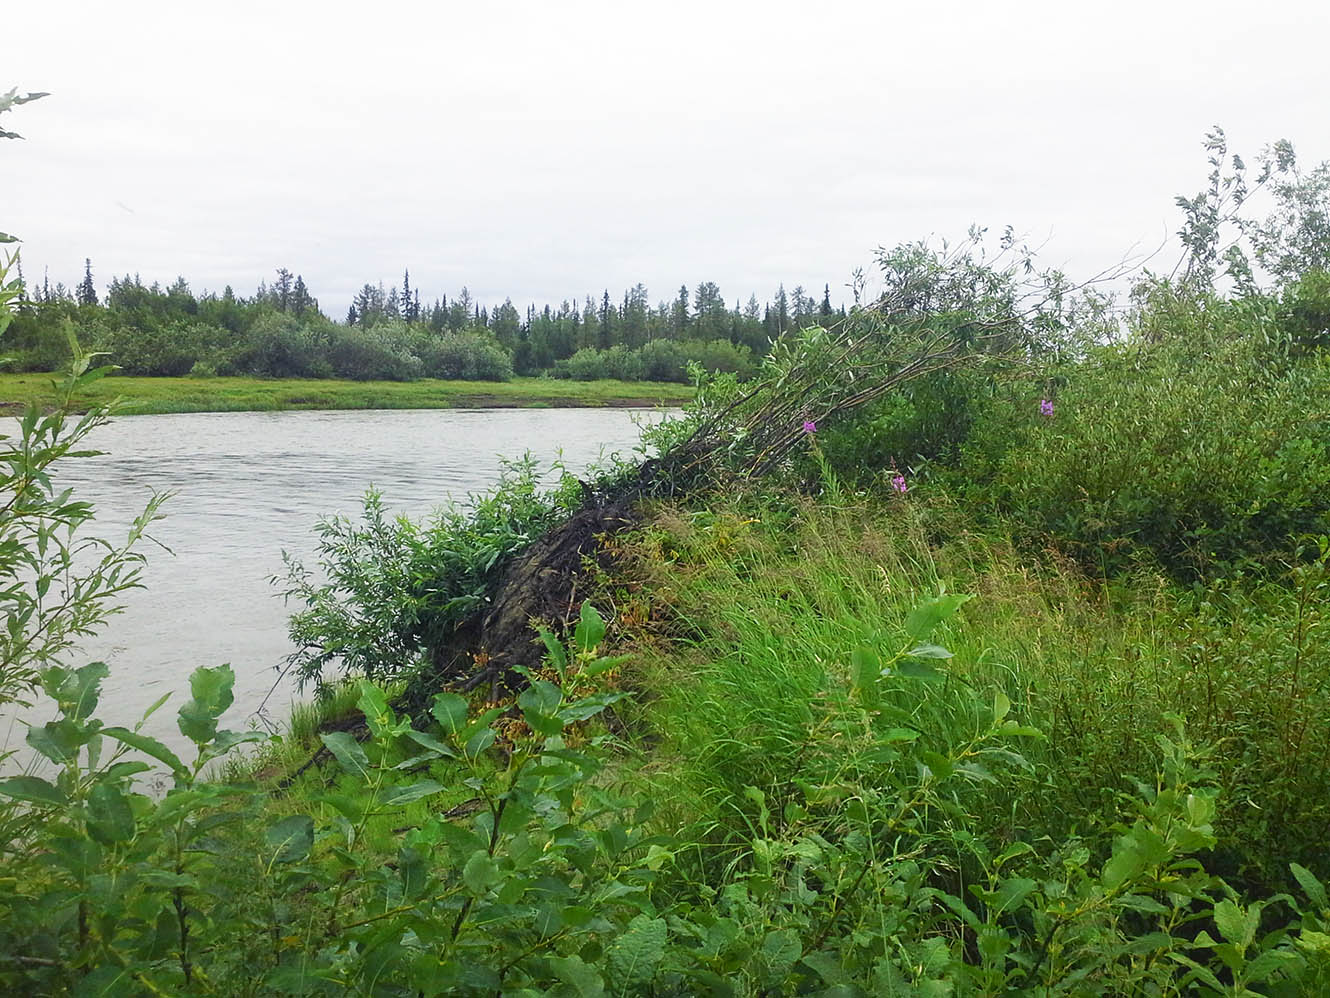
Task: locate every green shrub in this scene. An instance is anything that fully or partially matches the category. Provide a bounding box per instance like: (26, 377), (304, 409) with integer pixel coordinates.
(414, 328), (513, 380)
(326, 321), (423, 381)
(951, 288), (1330, 577)
(279, 457), (584, 692)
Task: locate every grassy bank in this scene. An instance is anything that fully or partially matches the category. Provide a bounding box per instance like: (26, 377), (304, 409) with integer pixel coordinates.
(0, 371), (692, 415)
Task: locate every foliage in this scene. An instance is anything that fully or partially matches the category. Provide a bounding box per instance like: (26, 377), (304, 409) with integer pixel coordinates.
(961, 286), (1330, 578)
(280, 458), (585, 693)
(5, 589), (1330, 993)
(0, 322), (165, 711)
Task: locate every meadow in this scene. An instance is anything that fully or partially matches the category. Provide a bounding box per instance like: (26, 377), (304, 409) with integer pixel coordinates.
(0, 371), (692, 415)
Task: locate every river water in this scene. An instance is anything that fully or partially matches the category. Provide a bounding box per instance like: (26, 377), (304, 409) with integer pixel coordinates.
(0, 407), (668, 766)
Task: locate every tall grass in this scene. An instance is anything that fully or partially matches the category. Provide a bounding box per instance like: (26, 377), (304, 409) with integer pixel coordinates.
(618, 492), (1330, 887)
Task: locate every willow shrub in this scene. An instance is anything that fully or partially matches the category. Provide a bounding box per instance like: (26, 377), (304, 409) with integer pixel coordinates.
(942, 286), (1329, 579)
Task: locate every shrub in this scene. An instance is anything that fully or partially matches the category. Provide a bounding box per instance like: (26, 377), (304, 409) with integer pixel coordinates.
(326, 321), (423, 381)
(679, 336), (757, 377)
(415, 328), (514, 380)
(242, 311), (333, 378)
(279, 458), (584, 692)
(637, 339), (688, 381)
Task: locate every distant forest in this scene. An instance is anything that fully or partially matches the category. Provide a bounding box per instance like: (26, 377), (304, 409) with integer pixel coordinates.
(3, 263), (848, 382)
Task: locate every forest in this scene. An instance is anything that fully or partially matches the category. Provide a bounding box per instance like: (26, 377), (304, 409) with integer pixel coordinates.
(3, 261), (847, 383)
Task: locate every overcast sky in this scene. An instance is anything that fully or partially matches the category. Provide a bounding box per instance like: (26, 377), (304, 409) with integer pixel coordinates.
(6, 1), (1329, 316)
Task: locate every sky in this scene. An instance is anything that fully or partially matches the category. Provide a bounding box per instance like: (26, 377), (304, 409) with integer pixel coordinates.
(6, 0), (1330, 317)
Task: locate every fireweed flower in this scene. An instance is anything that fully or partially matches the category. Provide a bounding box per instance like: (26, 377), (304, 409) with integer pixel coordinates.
(802, 420), (817, 433)
(1040, 398), (1054, 417)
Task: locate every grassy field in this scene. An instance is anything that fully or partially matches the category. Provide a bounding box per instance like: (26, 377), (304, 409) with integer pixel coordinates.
(0, 372), (692, 415)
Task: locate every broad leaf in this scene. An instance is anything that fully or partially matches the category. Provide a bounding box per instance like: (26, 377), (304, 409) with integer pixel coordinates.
(904, 593), (972, 642)
(321, 731), (370, 780)
(266, 815), (314, 863)
(86, 783), (136, 844)
(102, 727), (188, 778)
(0, 775), (68, 806)
(607, 914), (667, 988)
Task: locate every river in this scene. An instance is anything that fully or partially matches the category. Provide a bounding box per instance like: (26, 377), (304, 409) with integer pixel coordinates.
(0, 407), (669, 768)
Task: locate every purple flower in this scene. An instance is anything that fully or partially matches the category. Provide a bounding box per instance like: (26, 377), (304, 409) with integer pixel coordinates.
(802, 420), (817, 434)
(1039, 398), (1054, 417)
(891, 474), (908, 494)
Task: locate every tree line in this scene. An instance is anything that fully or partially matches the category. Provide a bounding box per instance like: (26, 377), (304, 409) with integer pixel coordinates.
(5, 261), (847, 382)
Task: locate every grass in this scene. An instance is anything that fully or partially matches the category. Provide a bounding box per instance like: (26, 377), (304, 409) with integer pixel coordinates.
(0, 372), (693, 416)
(612, 491), (1330, 888)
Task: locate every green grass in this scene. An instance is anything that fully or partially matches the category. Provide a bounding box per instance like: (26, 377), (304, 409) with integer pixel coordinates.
(615, 492), (1330, 887)
(0, 372), (692, 415)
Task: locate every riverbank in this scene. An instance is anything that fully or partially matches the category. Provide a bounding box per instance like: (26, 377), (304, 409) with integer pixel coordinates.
(0, 372), (692, 415)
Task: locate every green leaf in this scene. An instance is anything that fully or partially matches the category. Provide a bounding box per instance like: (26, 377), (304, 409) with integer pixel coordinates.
(993, 691), (1011, 722)
(893, 660), (946, 682)
(357, 681), (394, 735)
(403, 729), (458, 759)
(1212, 899), (1258, 949)
(906, 643), (954, 659)
(178, 665), (236, 744)
(879, 727), (921, 743)
(86, 783), (136, 844)
(102, 727), (188, 778)
(321, 731), (370, 780)
(1291, 862), (1328, 911)
(904, 593), (972, 642)
(760, 928), (803, 981)
(851, 646), (880, 705)
(46, 661), (109, 720)
(26, 720), (83, 764)
(549, 955), (605, 997)
(540, 628), (569, 678)
(380, 780), (446, 807)
(607, 914), (667, 988)
(464, 727), (496, 759)
(431, 693), (469, 737)
(574, 602), (606, 654)
(189, 664), (235, 715)
(519, 679), (564, 736)
(266, 815), (314, 863)
(581, 653), (630, 679)
(0, 775), (68, 806)
(462, 851), (499, 895)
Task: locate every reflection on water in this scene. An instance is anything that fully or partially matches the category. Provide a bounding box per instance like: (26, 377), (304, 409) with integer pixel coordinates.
(1, 407), (666, 760)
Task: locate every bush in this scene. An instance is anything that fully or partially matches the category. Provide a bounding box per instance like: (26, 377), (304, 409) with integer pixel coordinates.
(242, 311), (333, 378)
(678, 336), (757, 377)
(415, 328), (513, 380)
(637, 339), (687, 381)
(279, 457), (583, 692)
(326, 320), (422, 381)
(966, 290), (1330, 577)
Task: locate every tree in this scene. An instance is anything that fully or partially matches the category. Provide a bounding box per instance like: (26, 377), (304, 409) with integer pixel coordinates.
(291, 274), (315, 315)
(672, 284), (690, 337)
(76, 258), (97, 306)
(274, 268), (294, 312)
(401, 269), (412, 321)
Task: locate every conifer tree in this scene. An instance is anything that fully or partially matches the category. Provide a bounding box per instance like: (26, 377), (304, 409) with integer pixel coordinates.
(76, 258), (98, 306)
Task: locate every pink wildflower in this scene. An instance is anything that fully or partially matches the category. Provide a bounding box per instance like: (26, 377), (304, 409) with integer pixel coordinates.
(802, 420), (817, 433)
(892, 474), (908, 494)
(1039, 398), (1054, 417)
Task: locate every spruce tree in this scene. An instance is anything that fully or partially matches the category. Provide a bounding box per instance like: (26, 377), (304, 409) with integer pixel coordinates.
(76, 258), (98, 306)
